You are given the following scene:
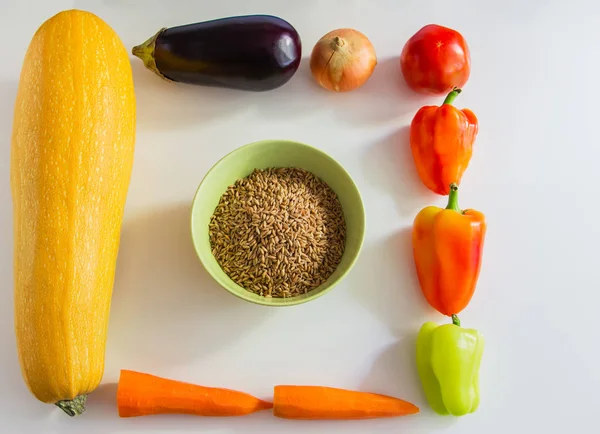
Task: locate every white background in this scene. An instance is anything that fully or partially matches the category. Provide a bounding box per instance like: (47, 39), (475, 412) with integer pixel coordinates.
(1, 0), (598, 433)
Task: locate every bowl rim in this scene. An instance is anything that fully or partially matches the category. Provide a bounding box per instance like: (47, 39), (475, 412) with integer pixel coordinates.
(190, 138), (365, 307)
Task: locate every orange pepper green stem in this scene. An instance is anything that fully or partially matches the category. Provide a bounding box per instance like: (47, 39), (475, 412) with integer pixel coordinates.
(412, 184), (486, 316)
(410, 88), (478, 196)
(442, 87), (461, 105)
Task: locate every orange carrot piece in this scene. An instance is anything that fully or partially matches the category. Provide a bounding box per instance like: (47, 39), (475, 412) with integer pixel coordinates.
(117, 370), (273, 418)
(273, 385), (419, 420)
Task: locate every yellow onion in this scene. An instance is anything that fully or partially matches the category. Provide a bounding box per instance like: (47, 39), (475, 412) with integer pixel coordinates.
(310, 28), (377, 92)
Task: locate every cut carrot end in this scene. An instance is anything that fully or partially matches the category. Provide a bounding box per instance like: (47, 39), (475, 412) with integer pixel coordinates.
(117, 369), (271, 418)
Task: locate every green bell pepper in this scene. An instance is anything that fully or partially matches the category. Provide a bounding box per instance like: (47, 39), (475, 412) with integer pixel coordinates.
(416, 315), (484, 416)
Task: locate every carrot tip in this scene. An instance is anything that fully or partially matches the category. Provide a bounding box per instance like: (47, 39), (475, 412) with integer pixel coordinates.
(272, 385), (420, 420)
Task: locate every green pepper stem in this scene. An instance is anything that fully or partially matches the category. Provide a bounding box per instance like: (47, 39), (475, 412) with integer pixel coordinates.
(452, 315), (461, 327)
(442, 87), (462, 105)
(445, 184), (462, 213)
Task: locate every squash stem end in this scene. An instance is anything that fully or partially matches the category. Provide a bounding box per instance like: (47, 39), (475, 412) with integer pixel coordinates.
(56, 395), (87, 417)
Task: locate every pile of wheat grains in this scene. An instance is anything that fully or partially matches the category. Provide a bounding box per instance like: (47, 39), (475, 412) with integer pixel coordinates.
(209, 167), (346, 298)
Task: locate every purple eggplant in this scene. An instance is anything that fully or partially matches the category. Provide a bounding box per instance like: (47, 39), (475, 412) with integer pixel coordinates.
(132, 15), (302, 91)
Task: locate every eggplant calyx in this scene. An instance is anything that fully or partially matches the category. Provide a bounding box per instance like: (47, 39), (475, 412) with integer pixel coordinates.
(132, 28), (172, 82)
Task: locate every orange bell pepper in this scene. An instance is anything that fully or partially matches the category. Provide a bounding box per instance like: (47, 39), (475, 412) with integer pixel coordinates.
(412, 184), (486, 316)
(410, 88), (478, 196)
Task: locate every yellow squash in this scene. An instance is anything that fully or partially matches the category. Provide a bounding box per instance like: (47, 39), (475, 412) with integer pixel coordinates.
(11, 10), (136, 416)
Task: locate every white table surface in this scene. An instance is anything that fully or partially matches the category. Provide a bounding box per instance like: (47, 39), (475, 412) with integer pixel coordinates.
(1, 0), (598, 433)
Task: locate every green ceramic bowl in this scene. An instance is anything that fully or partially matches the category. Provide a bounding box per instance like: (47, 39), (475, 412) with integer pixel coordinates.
(190, 139), (365, 307)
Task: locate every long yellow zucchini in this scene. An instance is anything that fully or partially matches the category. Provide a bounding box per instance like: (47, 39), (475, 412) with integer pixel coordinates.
(11, 10), (136, 416)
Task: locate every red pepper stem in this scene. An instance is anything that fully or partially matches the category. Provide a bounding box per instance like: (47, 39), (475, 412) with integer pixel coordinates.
(452, 315), (461, 327)
(445, 184), (462, 213)
(442, 87), (462, 105)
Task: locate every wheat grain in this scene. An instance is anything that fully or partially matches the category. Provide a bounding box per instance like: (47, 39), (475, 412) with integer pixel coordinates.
(208, 167), (346, 298)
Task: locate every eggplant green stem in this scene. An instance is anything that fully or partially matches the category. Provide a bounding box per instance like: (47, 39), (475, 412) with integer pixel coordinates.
(443, 87), (462, 105)
(55, 395), (87, 417)
(131, 28), (172, 82)
(452, 314), (461, 327)
(445, 183), (462, 213)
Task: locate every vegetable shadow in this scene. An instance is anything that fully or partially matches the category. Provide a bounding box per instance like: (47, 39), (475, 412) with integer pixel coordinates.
(81, 382), (118, 420)
(348, 229), (430, 337)
(361, 341), (457, 430)
(363, 126), (437, 218)
(0, 81), (16, 393)
(131, 55), (424, 130)
(130, 60), (252, 131)
(253, 56), (424, 125)
(108, 203), (271, 372)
